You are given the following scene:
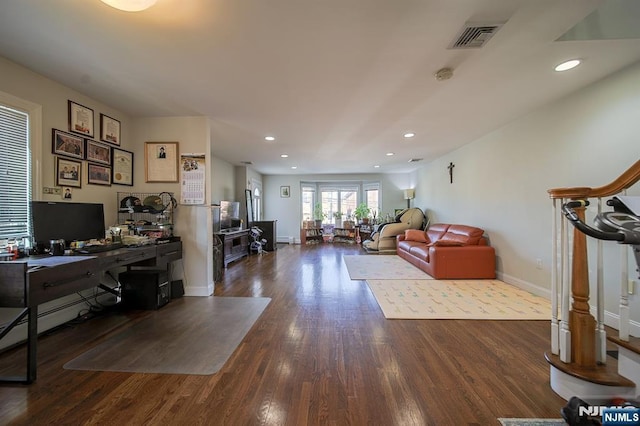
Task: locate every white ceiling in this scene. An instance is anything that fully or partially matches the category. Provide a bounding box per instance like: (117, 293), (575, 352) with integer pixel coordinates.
(1, 0), (639, 175)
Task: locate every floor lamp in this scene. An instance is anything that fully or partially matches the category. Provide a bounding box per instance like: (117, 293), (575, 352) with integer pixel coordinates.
(403, 189), (415, 209)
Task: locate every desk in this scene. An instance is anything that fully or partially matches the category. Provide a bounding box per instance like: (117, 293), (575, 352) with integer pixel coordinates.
(0, 242), (182, 383)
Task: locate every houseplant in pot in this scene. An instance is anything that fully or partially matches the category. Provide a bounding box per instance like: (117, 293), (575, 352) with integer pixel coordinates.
(354, 203), (371, 225)
(314, 203), (326, 228)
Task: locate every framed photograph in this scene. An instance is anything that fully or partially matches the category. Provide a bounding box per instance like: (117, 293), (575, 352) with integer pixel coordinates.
(87, 163), (111, 186)
(100, 113), (121, 146)
(144, 142), (179, 183)
(86, 140), (111, 165)
(280, 186), (290, 198)
(52, 129), (85, 160)
(68, 100), (94, 137)
(62, 187), (73, 200)
(112, 147), (134, 186)
(56, 157), (82, 188)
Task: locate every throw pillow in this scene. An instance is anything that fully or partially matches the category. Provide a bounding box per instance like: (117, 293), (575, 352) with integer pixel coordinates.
(404, 229), (429, 243)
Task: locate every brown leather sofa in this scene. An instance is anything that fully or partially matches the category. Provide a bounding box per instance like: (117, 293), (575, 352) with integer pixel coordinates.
(396, 223), (496, 279)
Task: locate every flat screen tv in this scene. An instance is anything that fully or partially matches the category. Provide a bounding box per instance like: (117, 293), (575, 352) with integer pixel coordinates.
(31, 201), (106, 246)
(219, 200), (241, 232)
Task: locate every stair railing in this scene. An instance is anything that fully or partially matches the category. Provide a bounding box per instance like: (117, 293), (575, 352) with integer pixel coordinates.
(548, 159), (640, 367)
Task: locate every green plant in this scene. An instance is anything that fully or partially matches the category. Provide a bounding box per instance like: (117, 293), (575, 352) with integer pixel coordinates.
(313, 203), (326, 221)
(353, 203), (371, 221)
(333, 211), (342, 219)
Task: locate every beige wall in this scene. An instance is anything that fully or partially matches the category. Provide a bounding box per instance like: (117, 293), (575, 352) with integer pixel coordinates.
(414, 61), (640, 330)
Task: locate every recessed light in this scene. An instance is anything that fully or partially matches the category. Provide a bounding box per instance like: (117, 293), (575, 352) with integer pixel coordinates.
(280, 154), (288, 158)
(265, 136), (275, 141)
(386, 152), (394, 156)
(100, 0), (157, 12)
(373, 165), (380, 168)
(404, 132), (415, 138)
(291, 166), (297, 170)
(554, 59), (581, 72)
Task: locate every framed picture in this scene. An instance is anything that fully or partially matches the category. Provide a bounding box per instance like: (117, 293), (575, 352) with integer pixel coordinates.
(144, 142), (179, 182)
(87, 163), (111, 186)
(280, 186), (290, 198)
(56, 157), (82, 188)
(68, 100), (94, 137)
(86, 140), (111, 165)
(100, 113), (121, 146)
(112, 147), (134, 186)
(52, 129), (85, 160)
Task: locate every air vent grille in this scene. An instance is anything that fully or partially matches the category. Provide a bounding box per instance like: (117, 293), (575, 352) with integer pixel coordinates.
(449, 22), (503, 49)
(408, 158), (423, 163)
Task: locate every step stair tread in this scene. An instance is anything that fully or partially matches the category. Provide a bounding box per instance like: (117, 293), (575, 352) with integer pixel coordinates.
(545, 352), (635, 387)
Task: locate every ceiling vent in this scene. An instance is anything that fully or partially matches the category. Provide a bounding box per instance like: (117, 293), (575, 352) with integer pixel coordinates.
(449, 22), (504, 49)
(408, 158), (423, 163)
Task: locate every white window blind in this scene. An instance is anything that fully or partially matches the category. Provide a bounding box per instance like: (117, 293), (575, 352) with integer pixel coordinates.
(0, 104), (31, 240)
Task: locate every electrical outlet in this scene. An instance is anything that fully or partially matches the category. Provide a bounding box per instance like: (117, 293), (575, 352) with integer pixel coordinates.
(52, 187), (62, 195)
(629, 279), (636, 295)
(43, 187), (52, 194)
(536, 258), (543, 269)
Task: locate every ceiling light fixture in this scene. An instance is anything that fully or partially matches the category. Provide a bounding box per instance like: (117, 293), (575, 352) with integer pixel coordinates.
(404, 132), (415, 138)
(280, 154), (288, 158)
(386, 152), (394, 156)
(374, 165), (380, 168)
(265, 136), (275, 141)
(291, 166), (297, 170)
(554, 59), (581, 72)
(99, 0), (157, 12)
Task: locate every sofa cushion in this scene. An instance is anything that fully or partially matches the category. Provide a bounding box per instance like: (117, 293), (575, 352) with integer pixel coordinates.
(426, 223), (450, 242)
(404, 229), (429, 243)
(408, 244), (429, 261)
(430, 239), (464, 247)
(440, 225), (485, 245)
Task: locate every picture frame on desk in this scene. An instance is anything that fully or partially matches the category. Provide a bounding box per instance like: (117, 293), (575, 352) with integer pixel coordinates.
(56, 157), (81, 188)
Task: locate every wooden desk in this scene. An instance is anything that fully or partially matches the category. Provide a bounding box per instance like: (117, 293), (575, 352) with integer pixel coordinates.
(0, 242), (182, 383)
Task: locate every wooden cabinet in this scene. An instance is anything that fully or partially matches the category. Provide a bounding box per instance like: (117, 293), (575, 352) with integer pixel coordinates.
(300, 227), (323, 244)
(216, 230), (249, 267)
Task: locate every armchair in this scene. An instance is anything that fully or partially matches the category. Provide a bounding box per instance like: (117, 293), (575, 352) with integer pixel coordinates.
(362, 208), (425, 252)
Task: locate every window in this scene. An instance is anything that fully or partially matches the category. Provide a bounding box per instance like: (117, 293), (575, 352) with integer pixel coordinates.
(0, 104), (31, 241)
(319, 185), (358, 223)
(364, 182), (380, 221)
(301, 184), (315, 222)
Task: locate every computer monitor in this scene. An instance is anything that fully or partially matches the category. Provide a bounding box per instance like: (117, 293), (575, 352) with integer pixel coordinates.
(31, 201), (106, 246)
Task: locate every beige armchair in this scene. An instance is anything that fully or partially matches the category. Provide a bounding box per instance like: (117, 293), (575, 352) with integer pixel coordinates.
(362, 208), (425, 252)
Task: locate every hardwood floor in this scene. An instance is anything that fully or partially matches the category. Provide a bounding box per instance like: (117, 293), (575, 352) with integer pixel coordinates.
(0, 244), (567, 425)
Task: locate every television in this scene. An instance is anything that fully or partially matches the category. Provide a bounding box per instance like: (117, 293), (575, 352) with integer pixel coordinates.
(31, 201), (106, 247)
(219, 201), (241, 232)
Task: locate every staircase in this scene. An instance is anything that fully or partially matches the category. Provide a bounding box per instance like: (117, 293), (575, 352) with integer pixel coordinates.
(547, 159), (640, 403)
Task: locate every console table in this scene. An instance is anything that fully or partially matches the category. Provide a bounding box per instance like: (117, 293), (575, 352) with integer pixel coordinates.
(0, 241), (182, 383)
(215, 229), (249, 267)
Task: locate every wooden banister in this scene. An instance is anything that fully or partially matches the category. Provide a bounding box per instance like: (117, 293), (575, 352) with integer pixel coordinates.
(547, 158), (640, 368)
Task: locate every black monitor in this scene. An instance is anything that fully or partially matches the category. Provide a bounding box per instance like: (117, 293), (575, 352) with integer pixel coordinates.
(31, 201), (105, 246)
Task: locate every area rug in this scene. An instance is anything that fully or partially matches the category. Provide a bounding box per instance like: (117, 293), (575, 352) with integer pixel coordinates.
(366, 279), (551, 320)
(64, 296), (271, 375)
(343, 254), (432, 280)
(498, 419), (566, 426)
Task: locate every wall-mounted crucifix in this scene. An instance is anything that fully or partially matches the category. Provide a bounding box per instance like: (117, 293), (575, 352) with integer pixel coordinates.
(447, 162), (455, 184)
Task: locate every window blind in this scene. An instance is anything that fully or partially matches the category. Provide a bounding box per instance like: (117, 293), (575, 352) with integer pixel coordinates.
(0, 104), (31, 240)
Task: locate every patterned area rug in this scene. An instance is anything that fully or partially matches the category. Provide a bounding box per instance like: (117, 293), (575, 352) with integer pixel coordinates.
(498, 419), (566, 426)
(366, 279), (551, 320)
(343, 254), (432, 280)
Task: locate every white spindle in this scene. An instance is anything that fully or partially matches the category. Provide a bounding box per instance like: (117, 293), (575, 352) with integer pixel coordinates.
(560, 198), (571, 363)
(551, 198), (559, 354)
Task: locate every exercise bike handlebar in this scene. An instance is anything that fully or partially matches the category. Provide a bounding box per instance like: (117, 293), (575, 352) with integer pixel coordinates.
(561, 200), (625, 243)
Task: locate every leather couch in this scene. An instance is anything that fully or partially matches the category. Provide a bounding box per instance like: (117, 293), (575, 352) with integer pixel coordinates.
(396, 223), (496, 279)
(362, 208), (425, 252)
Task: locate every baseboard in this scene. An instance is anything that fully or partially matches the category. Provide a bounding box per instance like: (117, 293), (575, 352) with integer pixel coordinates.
(497, 272), (552, 299)
(184, 282), (213, 296)
(498, 272), (640, 337)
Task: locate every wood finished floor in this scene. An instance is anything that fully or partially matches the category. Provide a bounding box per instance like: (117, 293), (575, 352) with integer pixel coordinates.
(0, 244), (567, 425)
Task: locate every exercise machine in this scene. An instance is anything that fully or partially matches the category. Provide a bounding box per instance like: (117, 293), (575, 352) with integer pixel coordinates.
(562, 196), (640, 278)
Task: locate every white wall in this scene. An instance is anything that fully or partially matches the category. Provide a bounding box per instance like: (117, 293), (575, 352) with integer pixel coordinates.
(414, 61), (640, 329)
(263, 173), (414, 243)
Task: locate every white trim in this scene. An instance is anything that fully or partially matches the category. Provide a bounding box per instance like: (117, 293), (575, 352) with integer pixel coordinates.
(497, 271), (551, 299)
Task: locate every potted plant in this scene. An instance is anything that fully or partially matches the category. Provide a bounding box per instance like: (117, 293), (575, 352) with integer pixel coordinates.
(314, 203), (326, 228)
(354, 203), (371, 225)
(333, 211), (342, 226)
